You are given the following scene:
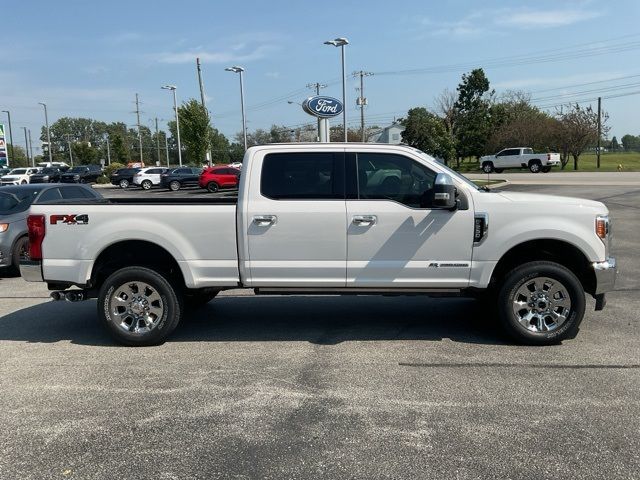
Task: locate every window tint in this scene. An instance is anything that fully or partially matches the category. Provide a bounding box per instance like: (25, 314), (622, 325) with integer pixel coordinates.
(356, 153), (437, 208)
(175, 168), (190, 174)
(37, 188), (63, 202)
(147, 168), (162, 174)
(261, 152), (343, 200)
(501, 149), (519, 156)
(60, 186), (95, 199)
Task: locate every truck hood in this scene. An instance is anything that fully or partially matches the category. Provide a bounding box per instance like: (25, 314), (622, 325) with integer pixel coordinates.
(497, 191), (607, 212)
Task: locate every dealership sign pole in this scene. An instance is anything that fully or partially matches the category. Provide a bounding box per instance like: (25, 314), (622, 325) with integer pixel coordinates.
(0, 124), (8, 167)
(301, 96), (344, 143)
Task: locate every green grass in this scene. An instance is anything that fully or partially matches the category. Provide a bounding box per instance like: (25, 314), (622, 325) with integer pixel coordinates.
(453, 152), (640, 173)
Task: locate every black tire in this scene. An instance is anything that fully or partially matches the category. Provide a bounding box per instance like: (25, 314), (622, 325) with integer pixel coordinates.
(119, 179), (130, 189)
(169, 181), (181, 191)
(141, 180), (152, 190)
(184, 289), (219, 309)
(541, 166), (551, 173)
(482, 162), (494, 173)
(529, 160), (542, 173)
(10, 236), (29, 275)
(497, 261), (585, 345)
(98, 266), (183, 346)
(207, 182), (219, 193)
(79, 178), (86, 184)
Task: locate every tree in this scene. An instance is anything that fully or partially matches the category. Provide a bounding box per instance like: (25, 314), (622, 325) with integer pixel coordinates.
(610, 136), (620, 151)
(400, 108), (455, 164)
(621, 134), (640, 152)
(178, 99), (211, 165)
(6, 144), (29, 167)
(486, 93), (559, 154)
(453, 68), (494, 162)
(556, 104), (608, 170)
(71, 141), (98, 165)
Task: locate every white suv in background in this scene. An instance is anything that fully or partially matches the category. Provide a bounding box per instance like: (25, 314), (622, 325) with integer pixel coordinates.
(133, 167), (168, 190)
(0, 167), (40, 186)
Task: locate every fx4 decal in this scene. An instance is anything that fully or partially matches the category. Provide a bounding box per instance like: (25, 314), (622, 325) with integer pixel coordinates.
(50, 214), (89, 225)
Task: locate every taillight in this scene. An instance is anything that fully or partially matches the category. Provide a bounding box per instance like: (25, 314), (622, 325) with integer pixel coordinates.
(27, 215), (46, 260)
(547, 153), (550, 160)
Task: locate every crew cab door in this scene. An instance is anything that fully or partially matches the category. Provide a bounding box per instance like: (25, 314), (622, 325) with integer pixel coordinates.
(346, 152), (474, 288)
(495, 148), (521, 168)
(243, 150), (347, 287)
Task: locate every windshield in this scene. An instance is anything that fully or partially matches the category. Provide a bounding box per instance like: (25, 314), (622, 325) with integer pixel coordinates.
(9, 169), (27, 175)
(68, 167), (87, 173)
(41, 168), (58, 174)
(411, 148), (481, 191)
(0, 189), (39, 214)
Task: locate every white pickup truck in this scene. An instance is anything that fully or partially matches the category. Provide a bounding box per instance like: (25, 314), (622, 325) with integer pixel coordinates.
(480, 147), (561, 173)
(20, 144), (616, 346)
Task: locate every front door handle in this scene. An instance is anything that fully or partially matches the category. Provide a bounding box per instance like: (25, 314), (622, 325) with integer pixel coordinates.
(253, 215), (277, 226)
(352, 215), (377, 226)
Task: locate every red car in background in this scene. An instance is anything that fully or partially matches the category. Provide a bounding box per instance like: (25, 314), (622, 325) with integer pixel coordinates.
(199, 166), (241, 193)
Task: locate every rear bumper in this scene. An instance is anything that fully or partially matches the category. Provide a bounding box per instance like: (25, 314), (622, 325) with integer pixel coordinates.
(593, 257), (616, 294)
(20, 259), (44, 282)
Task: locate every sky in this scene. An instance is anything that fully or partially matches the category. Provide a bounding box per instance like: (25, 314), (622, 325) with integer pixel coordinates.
(2, 0), (640, 154)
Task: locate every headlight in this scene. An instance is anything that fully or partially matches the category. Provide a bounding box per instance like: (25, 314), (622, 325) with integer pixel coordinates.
(0, 223), (8, 233)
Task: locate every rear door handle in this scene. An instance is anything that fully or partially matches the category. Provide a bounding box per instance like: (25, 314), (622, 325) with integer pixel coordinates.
(253, 215), (277, 226)
(352, 215), (377, 226)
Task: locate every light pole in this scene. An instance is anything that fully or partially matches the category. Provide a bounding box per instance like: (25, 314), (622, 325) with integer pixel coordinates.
(1, 110), (14, 165)
(105, 133), (111, 165)
(21, 127), (31, 166)
(38, 102), (53, 164)
(324, 37), (349, 142)
(225, 66), (247, 150)
(161, 85), (182, 166)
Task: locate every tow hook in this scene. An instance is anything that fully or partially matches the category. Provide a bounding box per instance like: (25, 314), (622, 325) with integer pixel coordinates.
(50, 290), (87, 302)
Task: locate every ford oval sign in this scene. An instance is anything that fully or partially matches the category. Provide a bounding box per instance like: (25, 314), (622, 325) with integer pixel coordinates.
(302, 96), (344, 119)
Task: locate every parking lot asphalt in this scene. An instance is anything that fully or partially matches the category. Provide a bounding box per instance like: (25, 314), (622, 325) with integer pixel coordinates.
(0, 184), (638, 480)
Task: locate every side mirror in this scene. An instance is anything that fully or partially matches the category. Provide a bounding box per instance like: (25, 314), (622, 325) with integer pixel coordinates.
(432, 173), (457, 210)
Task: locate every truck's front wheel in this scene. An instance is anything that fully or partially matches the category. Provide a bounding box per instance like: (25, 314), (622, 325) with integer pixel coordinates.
(497, 261), (585, 345)
(98, 266), (183, 346)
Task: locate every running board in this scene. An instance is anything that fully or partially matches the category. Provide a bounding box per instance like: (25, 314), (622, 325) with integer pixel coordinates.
(254, 287), (462, 296)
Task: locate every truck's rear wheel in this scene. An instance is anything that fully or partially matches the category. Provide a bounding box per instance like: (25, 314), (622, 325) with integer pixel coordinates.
(98, 266), (183, 346)
(529, 160), (542, 173)
(497, 261), (585, 345)
(482, 162), (494, 173)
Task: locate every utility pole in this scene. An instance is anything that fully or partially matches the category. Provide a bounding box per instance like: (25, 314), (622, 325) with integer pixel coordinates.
(155, 117), (161, 166)
(105, 134), (111, 165)
(597, 97), (602, 169)
(38, 102), (53, 164)
(21, 127), (30, 166)
(164, 133), (170, 168)
(196, 58), (212, 165)
(306, 83), (327, 141)
(1, 110), (14, 164)
(354, 71), (373, 142)
(28, 129), (34, 166)
(135, 94), (143, 164)
(66, 134), (74, 167)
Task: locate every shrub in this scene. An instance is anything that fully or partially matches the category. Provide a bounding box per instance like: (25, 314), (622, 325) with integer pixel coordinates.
(96, 175), (110, 184)
(103, 162), (125, 178)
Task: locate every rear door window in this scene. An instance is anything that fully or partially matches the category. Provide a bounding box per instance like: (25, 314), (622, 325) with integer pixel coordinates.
(261, 152), (344, 200)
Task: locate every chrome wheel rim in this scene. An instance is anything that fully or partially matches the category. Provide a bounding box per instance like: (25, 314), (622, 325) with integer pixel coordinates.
(170, 181), (179, 191)
(531, 163), (540, 172)
(120, 179), (129, 188)
(483, 164), (492, 173)
(109, 281), (164, 334)
(512, 276), (571, 333)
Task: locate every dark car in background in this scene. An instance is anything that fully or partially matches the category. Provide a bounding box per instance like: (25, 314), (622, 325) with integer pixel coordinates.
(160, 167), (203, 191)
(29, 167), (62, 183)
(110, 167), (141, 189)
(0, 168), (11, 178)
(0, 184), (102, 274)
(60, 165), (102, 184)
